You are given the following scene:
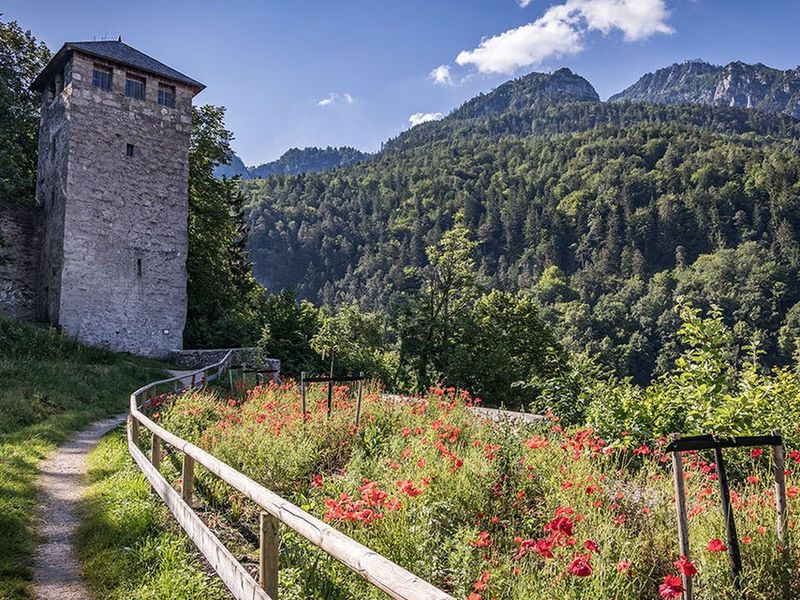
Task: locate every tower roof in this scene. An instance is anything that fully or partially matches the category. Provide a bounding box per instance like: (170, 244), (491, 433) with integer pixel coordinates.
(30, 40), (205, 93)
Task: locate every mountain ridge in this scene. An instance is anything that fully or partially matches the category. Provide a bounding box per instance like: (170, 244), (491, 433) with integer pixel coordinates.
(215, 146), (372, 179)
(610, 60), (800, 118)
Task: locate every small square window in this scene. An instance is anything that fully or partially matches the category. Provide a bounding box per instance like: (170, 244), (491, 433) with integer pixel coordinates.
(126, 144), (135, 157)
(158, 83), (175, 108)
(125, 74), (146, 100)
(92, 65), (112, 90)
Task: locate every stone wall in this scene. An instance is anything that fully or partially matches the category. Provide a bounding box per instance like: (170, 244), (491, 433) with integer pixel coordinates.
(170, 347), (280, 373)
(0, 201), (42, 320)
(35, 51), (194, 357)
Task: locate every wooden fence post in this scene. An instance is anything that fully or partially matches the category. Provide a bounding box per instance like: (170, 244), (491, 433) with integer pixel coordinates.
(182, 454), (195, 506)
(355, 373), (364, 428)
(228, 367), (234, 391)
(130, 415), (139, 450)
(772, 428), (789, 597)
(151, 432), (161, 471)
(260, 512), (280, 599)
(670, 434), (693, 600)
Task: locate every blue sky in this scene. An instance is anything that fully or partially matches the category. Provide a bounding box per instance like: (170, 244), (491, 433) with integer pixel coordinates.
(5, 0), (799, 165)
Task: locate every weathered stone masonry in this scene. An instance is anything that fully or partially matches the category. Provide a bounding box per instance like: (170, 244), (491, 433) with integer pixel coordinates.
(6, 40), (206, 357)
(0, 200), (41, 320)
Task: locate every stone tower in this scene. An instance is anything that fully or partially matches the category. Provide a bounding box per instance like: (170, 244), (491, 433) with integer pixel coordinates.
(30, 40), (204, 357)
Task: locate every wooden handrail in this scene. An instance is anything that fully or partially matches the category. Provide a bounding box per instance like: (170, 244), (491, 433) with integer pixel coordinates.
(128, 353), (453, 600)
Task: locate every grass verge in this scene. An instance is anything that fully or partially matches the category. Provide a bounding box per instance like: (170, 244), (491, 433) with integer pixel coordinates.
(0, 317), (170, 599)
(76, 429), (228, 599)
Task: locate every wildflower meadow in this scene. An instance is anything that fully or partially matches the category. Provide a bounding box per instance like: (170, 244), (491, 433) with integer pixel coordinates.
(154, 381), (799, 599)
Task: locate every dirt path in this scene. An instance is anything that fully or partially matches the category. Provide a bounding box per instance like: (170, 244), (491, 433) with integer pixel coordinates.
(32, 414), (127, 600)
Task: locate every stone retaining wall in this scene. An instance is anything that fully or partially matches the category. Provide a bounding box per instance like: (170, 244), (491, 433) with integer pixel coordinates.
(170, 347), (280, 373)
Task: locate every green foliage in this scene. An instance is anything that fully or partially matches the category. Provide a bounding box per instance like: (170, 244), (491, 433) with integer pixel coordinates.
(583, 301), (800, 446)
(398, 212), (479, 389)
(311, 303), (399, 385)
(185, 105), (263, 348)
(448, 290), (567, 409)
(242, 101), (800, 383)
(259, 289), (325, 377)
(76, 430), (227, 600)
(0, 17), (50, 203)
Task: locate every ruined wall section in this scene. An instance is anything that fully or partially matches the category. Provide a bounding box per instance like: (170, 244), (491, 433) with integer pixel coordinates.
(53, 52), (192, 357)
(0, 201), (41, 320)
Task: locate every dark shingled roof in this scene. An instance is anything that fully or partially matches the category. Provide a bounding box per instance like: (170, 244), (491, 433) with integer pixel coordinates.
(31, 40), (204, 93)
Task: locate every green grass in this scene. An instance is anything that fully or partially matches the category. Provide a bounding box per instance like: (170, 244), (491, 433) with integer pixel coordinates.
(0, 317), (170, 599)
(76, 429), (228, 600)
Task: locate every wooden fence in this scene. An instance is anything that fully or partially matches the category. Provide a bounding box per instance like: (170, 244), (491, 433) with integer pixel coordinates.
(127, 352), (454, 600)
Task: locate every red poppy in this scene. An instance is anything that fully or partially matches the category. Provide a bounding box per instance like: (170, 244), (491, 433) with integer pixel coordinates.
(567, 555), (593, 577)
(469, 531), (493, 548)
(311, 474), (323, 488)
(473, 572), (490, 591)
(617, 559), (631, 574)
(659, 575), (684, 599)
(707, 538), (727, 552)
(674, 555), (697, 577)
(532, 538), (554, 559)
(396, 479), (424, 497)
(545, 516), (574, 537)
(584, 539), (599, 553)
(751, 448), (764, 458)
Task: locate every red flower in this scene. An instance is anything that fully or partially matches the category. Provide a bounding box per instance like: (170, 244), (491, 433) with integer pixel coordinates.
(396, 479), (424, 497)
(532, 538), (554, 559)
(545, 516), (574, 537)
(751, 448), (764, 458)
(469, 531), (493, 548)
(567, 555), (593, 577)
(659, 575), (685, 599)
(584, 539), (599, 553)
(473, 572), (490, 591)
(617, 559), (631, 574)
(311, 474), (323, 488)
(707, 538), (727, 553)
(746, 475), (760, 485)
(674, 555), (697, 577)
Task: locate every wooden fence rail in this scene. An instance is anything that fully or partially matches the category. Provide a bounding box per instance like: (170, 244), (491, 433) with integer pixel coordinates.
(127, 352), (453, 600)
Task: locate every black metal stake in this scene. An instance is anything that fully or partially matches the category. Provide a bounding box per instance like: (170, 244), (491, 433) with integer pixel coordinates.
(300, 371), (307, 419)
(713, 447), (742, 596)
(327, 348), (335, 418)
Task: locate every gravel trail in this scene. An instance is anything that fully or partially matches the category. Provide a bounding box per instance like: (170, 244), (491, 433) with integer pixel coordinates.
(32, 414), (127, 600)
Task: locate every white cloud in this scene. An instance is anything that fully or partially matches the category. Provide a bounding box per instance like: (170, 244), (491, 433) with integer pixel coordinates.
(317, 92), (356, 107)
(455, 0), (672, 75)
(517, 0), (535, 7)
(578, 0), (673, 40)
(408, 112), (444, 127)
(429, 64), (454, 86)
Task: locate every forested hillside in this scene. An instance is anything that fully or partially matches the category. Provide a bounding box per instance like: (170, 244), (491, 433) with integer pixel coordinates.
(242, 70), (800, 383)
(214, 146), (371, 179)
